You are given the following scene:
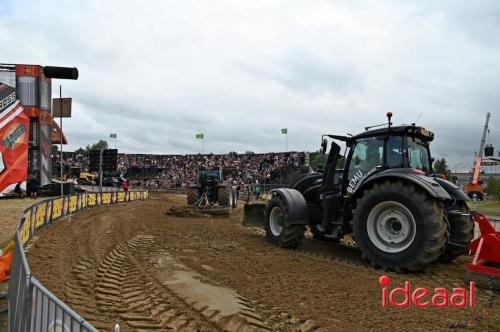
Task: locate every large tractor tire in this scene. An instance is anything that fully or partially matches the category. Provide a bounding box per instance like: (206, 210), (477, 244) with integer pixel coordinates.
(217, 185), (232, 207)
(231, 188), (237, 208)
(265, 194), (305, 248)
(187, 187), (199, 205)
(439, 202), (474, 262)
(352, 181), (447, 272)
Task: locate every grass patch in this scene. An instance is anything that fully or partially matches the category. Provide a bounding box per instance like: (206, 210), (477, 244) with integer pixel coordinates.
(468, 199), (500, 217)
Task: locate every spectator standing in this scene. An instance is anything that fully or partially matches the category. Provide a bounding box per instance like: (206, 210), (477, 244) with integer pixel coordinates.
(255, 184), (261, 200)
(122, 180), (129, 192)
(28, 174), (39, 199)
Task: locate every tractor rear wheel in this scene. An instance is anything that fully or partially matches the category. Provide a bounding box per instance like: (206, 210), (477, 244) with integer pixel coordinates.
(352, 181), (447, 272)
(439, 202), (474, 262)
(218, 186), (232, 207)
(187, 187), (199, 205)
(265, 194), (305, 248)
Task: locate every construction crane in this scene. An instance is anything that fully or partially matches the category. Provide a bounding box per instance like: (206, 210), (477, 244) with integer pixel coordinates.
(466, 112), (491, 200)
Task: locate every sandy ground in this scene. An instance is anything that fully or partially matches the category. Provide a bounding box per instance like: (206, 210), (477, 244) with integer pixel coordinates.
(24, 193), (500, 331)
(0, 197), (43, 330)
(0, 197), (43, 245)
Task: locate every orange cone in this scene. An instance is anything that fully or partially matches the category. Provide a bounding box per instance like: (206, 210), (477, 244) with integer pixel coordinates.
(0, 252), (12, 283)
(0, 262), (8, 283)
(0, 252), (13, 272)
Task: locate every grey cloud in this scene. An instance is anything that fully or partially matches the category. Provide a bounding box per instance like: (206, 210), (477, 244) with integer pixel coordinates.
(0, 0), (498, 171)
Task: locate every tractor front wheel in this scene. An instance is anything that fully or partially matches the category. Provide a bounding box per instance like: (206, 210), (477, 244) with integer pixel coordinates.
(187, 187), (199, 205)
(352, 181), (447, 272)
(218, 186), (232, 207)
(265, 194), (305, 248)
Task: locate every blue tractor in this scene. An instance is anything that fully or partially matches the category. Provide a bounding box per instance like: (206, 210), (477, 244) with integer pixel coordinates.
(187, 167), (237, 209)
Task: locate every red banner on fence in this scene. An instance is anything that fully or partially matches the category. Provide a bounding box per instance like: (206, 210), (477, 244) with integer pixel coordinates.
(0, 83), (29, 196)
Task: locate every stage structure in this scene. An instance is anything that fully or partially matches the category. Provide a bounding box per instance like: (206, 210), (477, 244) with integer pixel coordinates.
(0, 64), (78, 196)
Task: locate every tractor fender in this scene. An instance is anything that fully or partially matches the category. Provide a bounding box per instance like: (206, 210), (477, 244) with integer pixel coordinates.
(352, 171), (452, 201)
(433, 177), (469, 201)
(269, 188), (310, 225)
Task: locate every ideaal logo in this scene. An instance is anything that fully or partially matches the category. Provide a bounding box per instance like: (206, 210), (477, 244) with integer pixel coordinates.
(1, 123), (26, 150)
(379, 275), (475, 308)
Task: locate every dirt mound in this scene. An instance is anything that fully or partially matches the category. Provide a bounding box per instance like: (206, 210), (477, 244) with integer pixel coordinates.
(25, 193), (500, 331)
(167, 204), (231, 218)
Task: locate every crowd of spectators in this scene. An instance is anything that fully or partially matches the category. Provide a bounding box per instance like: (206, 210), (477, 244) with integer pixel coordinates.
(54, 151), (306, 190)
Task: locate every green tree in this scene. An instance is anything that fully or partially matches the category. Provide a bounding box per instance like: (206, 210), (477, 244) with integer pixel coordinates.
(89, 140), (108, 151)
(74, 147), (86, 155)
(51, 145), (59, 154)
(309, 150), (345, 172)
(486, 176), (500, 200)
(309, 150), (327, 171)
(73, 140), (109, 154)
(433, 158), (452, 180)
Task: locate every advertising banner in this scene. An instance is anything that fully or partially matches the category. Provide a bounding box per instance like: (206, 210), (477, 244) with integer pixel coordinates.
(0, 83), (29, 196)
(17, 191), (148, 248)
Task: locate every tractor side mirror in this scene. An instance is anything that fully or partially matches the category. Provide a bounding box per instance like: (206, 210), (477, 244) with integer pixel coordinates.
(321, 139), (328, 154)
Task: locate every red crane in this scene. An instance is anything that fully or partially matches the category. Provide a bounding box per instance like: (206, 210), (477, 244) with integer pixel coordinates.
(466, 112), (491, 200)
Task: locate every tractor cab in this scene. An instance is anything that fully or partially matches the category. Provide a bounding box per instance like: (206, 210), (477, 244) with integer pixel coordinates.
(318, 113), (435, 199)
(197, 168), (223, 202)
(343, 124), (434, 195)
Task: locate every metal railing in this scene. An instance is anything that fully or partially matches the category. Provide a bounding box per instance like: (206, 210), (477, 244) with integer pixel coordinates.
(7, 190), (148, 332)
(31, 278), (97, 332)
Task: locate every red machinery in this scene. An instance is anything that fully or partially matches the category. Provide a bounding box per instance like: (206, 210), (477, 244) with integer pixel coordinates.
(466, 212), (500, 290)
(466, 113), (490, 200)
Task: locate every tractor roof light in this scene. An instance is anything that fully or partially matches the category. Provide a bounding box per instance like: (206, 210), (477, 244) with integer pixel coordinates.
(387, 112), (393, 128)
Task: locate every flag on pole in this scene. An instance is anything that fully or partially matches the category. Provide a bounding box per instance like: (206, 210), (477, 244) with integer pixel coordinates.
(196, 133), (204, 139)
(110, 133), (117, 138)
(281, 128), (288, 134)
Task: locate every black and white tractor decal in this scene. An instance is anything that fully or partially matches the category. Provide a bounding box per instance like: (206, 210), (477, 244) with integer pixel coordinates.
(346, 167), (378, 194)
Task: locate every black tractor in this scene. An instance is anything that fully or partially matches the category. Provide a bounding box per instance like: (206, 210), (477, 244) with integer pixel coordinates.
(187, 167), (237, 208)
(264, 113), (473, 272)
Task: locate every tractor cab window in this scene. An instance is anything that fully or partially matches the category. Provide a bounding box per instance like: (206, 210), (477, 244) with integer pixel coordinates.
(406, 137), (431, 173)
(386, 135), (404, 168)
(198, 169), (220, 182)
(348, 137), (383, 182)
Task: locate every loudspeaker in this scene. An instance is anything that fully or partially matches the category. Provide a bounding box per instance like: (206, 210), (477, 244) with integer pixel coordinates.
(485, 145), (494, 157)
(43, 66), (79, 80)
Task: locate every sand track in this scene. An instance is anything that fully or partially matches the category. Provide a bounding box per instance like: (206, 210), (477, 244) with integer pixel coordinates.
(26, 193), (499, 331)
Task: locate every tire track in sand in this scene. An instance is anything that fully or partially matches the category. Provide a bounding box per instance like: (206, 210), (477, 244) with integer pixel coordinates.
(68, 234), (275, 331)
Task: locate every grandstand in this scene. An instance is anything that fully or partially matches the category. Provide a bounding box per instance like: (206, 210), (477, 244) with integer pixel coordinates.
(52, 151), (308, 190)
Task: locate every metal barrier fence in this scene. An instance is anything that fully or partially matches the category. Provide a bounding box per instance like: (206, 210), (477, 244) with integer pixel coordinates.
(8, 190), (148, 332)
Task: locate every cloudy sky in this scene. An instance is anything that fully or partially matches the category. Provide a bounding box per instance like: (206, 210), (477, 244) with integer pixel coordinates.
(1, 0), (499, 171)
